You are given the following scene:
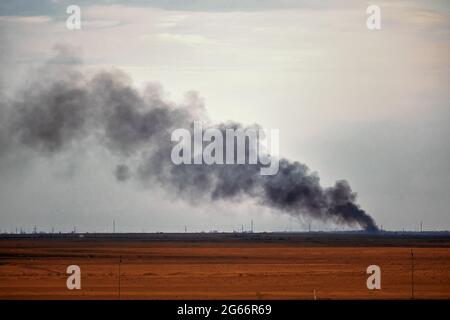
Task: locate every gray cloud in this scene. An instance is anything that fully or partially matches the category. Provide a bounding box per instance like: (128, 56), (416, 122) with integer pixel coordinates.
(115, 164), (131, 181)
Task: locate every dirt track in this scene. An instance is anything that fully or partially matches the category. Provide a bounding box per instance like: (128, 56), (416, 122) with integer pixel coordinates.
(0, 238), (449, 299)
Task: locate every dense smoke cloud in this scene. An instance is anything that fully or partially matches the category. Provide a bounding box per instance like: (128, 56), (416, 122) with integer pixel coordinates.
(0, 52), (378, 231)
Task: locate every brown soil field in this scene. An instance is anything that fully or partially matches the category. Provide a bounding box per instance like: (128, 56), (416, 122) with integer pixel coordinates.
(0, 238), (449, 299)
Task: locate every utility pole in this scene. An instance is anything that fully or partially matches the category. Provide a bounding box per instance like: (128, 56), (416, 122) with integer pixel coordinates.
(118, 255), (122, 300)
(184, 225), (187, 233)
(420, 221), (423, 232)
(411, 249), (415, 299)
(113, 220), (115, 234)
(308, 223), (311, 233)
(251, 219), (253, 233)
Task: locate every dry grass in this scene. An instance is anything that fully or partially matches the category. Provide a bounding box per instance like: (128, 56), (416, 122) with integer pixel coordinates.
(0, 239), (449, 299)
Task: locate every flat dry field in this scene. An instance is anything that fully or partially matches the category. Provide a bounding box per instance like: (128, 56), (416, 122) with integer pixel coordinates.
(0, 238), (449, 299)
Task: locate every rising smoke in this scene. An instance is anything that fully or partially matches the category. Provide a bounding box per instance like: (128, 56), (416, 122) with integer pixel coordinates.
(0, 51), (378, 231)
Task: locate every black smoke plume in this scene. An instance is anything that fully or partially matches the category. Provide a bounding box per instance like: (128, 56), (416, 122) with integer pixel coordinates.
(0, 54), (378, 231)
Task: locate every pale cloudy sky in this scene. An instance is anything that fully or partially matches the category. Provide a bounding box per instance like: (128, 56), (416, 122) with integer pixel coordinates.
(0, 0), (449, 232)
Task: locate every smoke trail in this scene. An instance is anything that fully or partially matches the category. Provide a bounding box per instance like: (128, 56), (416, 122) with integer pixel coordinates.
(0, 54), (378, 231)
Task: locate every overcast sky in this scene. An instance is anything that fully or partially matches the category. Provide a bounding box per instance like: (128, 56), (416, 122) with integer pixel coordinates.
(0, 0), (449, 232)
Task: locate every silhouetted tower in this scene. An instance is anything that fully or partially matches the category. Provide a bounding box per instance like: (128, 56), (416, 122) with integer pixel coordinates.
(308, 223), (311, 233)
(185, 225), (187, 233)
(113, 220), (115, 234)
(420, 221), (423, 232)
(33, 225), (37, 234)
(251, 220), (253, 233)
